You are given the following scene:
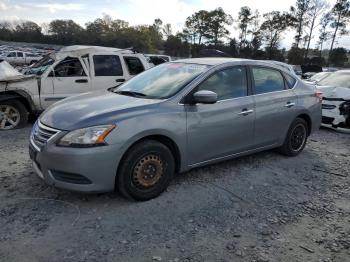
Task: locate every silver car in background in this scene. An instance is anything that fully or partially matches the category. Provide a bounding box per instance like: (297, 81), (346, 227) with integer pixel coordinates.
(306, 72), (332, 84)
(29, 58), (322, 201)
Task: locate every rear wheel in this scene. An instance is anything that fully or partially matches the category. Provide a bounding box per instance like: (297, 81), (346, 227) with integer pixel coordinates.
(0, 100), (28, 130)
(117, 140), (175, 201)
(279, 118), (308, 156)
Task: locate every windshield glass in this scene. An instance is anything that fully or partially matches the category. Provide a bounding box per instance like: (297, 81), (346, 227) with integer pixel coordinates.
(25, 55), (55, 75)
(318, 72), (350, 88)
(115, 62), (210, 99)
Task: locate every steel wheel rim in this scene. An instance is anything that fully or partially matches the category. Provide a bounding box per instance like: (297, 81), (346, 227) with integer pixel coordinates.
(290, 124), (306, 151)
(0, 105), (20, 130)
(132, 154), (164, 189)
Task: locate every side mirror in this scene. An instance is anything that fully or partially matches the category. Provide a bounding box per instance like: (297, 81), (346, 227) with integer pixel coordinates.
(48, 71), (54, 77)
(192, 90), (217, 104)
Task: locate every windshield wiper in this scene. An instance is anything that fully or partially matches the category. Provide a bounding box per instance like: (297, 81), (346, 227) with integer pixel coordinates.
(115, 90), (147, 97)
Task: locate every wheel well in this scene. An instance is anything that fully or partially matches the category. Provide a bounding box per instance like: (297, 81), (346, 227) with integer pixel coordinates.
(123, 135), (181, 173)
(0, 92), (32, 113)
(297, 114), (312, 135)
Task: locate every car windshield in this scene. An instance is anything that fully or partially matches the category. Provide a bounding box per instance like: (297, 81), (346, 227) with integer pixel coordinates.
(114, 62), (210, 99)
(318, 72), (350, 88)
(25, 55), (55, 75)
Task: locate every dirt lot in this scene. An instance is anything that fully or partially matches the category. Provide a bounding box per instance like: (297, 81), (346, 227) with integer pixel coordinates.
(0, 124), (349, 262)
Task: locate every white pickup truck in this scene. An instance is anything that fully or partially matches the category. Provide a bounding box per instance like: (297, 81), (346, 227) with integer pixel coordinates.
(0, 45), (151, 130)
(0, 51), (43, 65)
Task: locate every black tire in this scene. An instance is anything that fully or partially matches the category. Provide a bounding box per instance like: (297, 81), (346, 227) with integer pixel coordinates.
(279, 118), (308, 156)
(117, 140), (175, 201)
(0, 100), (28, 130)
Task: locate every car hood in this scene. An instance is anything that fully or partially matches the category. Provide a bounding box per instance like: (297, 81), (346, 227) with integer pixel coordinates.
(316, 85), (350, 100)
(40, 90), (162, 131)
(0, 61), (34, 82)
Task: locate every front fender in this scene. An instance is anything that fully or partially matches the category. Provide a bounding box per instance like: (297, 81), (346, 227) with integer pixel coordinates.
(0, 90), (36, 111)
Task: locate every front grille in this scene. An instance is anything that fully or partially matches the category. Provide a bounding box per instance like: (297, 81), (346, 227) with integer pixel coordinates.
(31, 121), (60, 150)
(322, 104), (337, 110)
(322, 116), (335, 125)
(51, 170), (92, 184)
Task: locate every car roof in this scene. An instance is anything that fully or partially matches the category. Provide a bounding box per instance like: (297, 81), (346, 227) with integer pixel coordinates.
(174, 58), (296, 74)
(175, 58), (247, 65)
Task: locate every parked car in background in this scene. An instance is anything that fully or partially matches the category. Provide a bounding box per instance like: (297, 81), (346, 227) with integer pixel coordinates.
(316, 70), (350, 130)
(323, 67), (338, 72)
(305, 72), (332, 84)
(0, 51), (42, 65)
(198, 49), (231, 57)
(29, 58), (322, 200)
(0, 45), (151, 130)
(301, 64), (323, 79)
(145, 54), (171, 66)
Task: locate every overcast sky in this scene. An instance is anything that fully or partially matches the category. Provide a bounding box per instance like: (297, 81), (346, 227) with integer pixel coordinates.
(0, 0), (349, 49)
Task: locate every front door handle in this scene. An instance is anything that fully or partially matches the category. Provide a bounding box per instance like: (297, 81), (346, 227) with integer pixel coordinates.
(75, 79), (88, 83)
(285, 102), (296, 108)
(238, 109), (254, 116)
(116, 79), (125, 83)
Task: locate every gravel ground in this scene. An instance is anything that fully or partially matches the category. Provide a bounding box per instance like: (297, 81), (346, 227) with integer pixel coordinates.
(0, 123), (349, 262)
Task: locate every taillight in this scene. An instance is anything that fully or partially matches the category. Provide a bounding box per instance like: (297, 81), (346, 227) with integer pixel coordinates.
(314, 90), (323, 102)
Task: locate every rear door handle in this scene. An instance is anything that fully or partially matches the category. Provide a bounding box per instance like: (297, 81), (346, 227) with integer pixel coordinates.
(75, 79), (88, 83)
(116, 79), (125, 83)
(238, 109), (254, 116)
(285, 102), (296, 108)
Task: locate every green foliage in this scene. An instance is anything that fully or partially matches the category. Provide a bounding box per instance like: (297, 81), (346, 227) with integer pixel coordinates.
(329, 47), (348, 66)
(183, 7), (232, 46)
(287, 47), (305, 64)
(205, 8), (233, 46)
(184, 10), (210, 45)
(260, 11), (295, 59)
(237, 6), (253, 50)
(49, 20), (84, 45)
(164, 35), (190, 57)
(290, 0), (311, 47)
(0, 4), (349, 64)
(318, 12), (332, 52)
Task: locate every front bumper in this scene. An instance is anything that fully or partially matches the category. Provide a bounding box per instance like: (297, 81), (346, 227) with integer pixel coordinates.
(29, 138), (124, 193)
(321, 99), (349, 128)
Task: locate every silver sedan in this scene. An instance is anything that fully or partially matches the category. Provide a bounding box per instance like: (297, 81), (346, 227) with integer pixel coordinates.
(30, 58), (322, 200)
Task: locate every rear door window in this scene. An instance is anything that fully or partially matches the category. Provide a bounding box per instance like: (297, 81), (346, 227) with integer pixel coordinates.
(93, 55), (123, 76)
(124, 57), (145, 75)
(252, 67), (285, 94)
(7, 52), (16, 57)
(54, 57), (86, 77)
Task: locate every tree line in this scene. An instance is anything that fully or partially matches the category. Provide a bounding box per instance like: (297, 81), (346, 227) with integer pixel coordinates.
(0, 0), (350, 66)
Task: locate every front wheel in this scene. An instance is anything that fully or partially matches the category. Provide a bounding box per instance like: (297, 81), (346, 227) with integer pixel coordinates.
(0, 100), (28, 130)
(279, 118), (308, 156)
(117, 140), (175, 201)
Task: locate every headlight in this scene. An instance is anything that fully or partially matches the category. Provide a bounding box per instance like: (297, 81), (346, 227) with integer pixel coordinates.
(57, 125), (116, 147)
